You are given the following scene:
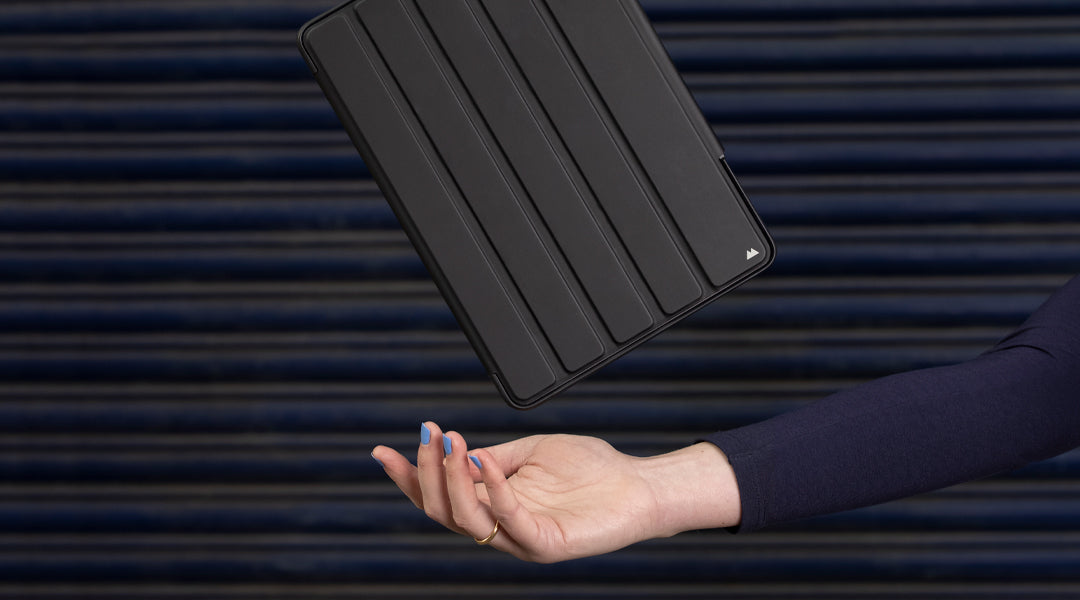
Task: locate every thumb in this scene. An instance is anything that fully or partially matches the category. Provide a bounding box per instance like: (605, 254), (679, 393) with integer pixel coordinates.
(475, 434), (548, 478)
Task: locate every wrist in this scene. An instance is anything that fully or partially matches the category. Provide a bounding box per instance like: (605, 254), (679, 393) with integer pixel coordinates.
(638, 442), (742, 537)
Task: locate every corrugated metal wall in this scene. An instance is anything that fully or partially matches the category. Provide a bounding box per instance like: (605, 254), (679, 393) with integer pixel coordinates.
(2, 0), (1079, 597)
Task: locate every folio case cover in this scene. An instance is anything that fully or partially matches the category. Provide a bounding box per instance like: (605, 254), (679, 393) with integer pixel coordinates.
(299, 0), (775, 409)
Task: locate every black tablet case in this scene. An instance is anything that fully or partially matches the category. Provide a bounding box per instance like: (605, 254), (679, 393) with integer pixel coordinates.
(299, 0), (775, 409)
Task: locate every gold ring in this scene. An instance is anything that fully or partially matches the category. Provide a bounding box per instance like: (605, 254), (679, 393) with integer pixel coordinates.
(474, 520), (500, 545)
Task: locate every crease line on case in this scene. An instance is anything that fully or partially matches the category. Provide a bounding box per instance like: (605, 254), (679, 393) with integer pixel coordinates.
(364, 0), (603, 372)
(412, 0), (629, 344)
(481, 0), (701, 315)
(545, 0), (763, 287)
(619, 0), (726, 162)
(444, 0), (654, 342)
(530, 0), (712, 304)
(460, 0), (652, 342)
(397, 0), (602, 369)
(616, 0), (764, 262)
(619, 6), (771, 274)
(326, 12), (558, 399)
(614, 0), (768, 281)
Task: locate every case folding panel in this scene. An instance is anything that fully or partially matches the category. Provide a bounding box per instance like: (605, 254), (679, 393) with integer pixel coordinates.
(299, 0), (774, 408)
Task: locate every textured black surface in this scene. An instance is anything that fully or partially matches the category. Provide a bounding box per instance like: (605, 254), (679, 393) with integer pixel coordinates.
(2, 0), (1080, 597)
(300, 0), (772, 406)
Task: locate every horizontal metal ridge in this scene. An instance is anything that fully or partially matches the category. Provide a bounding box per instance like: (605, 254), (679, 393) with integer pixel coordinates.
(3, 0), (1080, 33)
(0, 443), (1073, 480)
(0, 242), (1074, 283)
(0, 531), (1077, 583)
(6, 90), (1080, 129)
(0, 583), (1076, 600)
(3, 192), (1079, 232)
(4, 28), (1080, 81)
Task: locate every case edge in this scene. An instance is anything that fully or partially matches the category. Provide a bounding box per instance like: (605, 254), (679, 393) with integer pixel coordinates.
(297, 5), (514, 406)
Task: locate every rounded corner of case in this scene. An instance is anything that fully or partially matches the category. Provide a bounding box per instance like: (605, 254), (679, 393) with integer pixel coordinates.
(759, 247), (778, 274)
(748, 238), (778, 277)
(492, 372), (553, 411)
(743, 253), (775, 289)
(296, 20), (322, 72)
(492, 372), (531, 411)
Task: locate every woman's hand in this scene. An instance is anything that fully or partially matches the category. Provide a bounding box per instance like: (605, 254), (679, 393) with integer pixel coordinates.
(372, 422), (741, 563)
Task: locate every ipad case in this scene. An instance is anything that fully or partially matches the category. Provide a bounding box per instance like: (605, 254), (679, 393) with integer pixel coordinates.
(298, 0), (775, 409)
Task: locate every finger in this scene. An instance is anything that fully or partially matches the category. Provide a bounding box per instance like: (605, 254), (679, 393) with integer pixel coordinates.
(416, 422), (462, 534)
(442, 432), (491, 531)
(471, 447), (542, 560)
(371, 445), (422, 510)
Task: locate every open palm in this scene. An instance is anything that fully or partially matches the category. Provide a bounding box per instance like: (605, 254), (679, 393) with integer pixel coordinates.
(374, 423), (664, 563)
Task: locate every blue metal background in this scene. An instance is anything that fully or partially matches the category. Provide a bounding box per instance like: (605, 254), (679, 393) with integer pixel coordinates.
(1, 0), (1079, 597)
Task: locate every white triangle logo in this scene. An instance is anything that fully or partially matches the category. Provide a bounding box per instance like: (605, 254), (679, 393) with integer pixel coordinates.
(746, 248), (760, 260)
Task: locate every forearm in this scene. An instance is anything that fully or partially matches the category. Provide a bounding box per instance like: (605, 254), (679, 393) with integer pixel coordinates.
(706, 276), (1080, 533)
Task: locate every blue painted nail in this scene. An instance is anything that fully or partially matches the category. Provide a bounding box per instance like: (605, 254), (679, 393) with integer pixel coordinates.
(371, 452), (384, 468)
(469, 455), (483, 470)
(420, 423), (431, 445)
(443, 435), (453, 455)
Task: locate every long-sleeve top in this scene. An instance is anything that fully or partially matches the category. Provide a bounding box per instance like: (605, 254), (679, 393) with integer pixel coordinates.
(704, 275), (1080, 533)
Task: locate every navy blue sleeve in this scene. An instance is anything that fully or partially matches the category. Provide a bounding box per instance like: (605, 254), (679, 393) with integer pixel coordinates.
(704, 275), (1080, 533)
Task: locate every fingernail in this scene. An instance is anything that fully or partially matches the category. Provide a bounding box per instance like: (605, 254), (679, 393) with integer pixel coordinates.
(469, 455), (483, 470)
(420, 423), (431, 445)
(371, 452), (384, 468)
(443, 435), (453, 455)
